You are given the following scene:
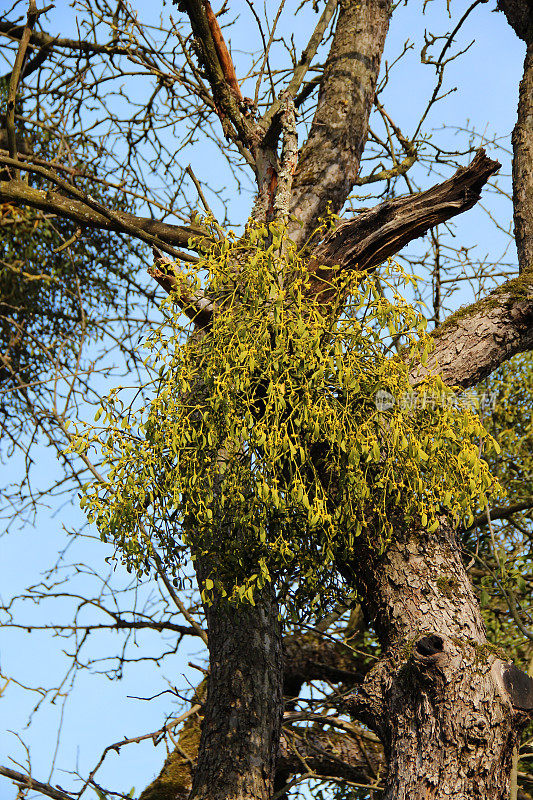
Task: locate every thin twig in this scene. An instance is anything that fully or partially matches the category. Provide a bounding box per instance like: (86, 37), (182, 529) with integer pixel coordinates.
(186, 164), (216, 219)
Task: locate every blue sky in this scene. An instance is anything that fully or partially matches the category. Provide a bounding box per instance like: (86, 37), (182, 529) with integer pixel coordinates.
(0, 1), (526, 798)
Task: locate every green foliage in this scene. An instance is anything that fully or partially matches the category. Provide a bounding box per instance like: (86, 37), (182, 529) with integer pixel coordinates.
(71, 224), (501, 609)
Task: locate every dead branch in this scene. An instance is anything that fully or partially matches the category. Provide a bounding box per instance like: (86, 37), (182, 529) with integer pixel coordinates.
(306, 149), (500, 302)
(203, 0), (243, 101)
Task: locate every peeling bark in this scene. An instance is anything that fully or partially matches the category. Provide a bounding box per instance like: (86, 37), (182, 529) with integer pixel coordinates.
(289, 0), (391, 247)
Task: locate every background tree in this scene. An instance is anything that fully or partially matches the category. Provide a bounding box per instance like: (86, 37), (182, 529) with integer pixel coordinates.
(0, 2), (532, 800)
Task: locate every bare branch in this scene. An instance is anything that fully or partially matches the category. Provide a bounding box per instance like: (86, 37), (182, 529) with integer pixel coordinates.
(0, 767), (75, 800)
(259, 0), (338, 136)
(466, 499), (533, 531)
(78, 704), (203, 799)
(0, 18), (133, 56)
(177, 0), (257, 150)
(5, 0), (39, 168)
(0, 176), (208, 256)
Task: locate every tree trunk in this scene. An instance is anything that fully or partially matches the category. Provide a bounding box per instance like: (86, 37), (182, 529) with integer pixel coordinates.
(289, 0), (391, 247)
(345, 521), (530, 799)
(512, 33), (533, 274)
(190, 583), (284, 800)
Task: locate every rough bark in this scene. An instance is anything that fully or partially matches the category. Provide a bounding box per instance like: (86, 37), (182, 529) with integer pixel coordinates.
(343, 521), (531, 799)
(189, 585), (284, 800)
(3, 3), (533, 799)
(497, 0), (532, 41)
(512, 30), (533, 272)
(139, 625), (371, 800)
(498, 2), (533, 273)
(288, 0), (391, 247)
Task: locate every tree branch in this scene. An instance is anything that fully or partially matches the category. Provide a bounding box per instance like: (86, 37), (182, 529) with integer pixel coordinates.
(465, 499), (533, 531)
(176, 0), (257, 150)
(0, 178), (208, 256)
(259, 0), (338, 136)
(413, 273), (533, 389)
(306, 149), (500, 302)
(277, 725), (382, 786)
(297, 147), (533, 392)
(5, 0), (39, 168)
(203, 0), (242, 101)
(0, 767), (75, 800)
(149, 247), (215, 327)
(283, 633), (366, 690)
(0, 18), (134, 56)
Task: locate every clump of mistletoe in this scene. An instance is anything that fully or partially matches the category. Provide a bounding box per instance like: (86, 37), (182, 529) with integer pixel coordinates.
(69, 223), (501, 610)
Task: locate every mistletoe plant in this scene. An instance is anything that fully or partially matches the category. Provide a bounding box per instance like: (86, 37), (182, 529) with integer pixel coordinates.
(69, 223), (502, 610)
